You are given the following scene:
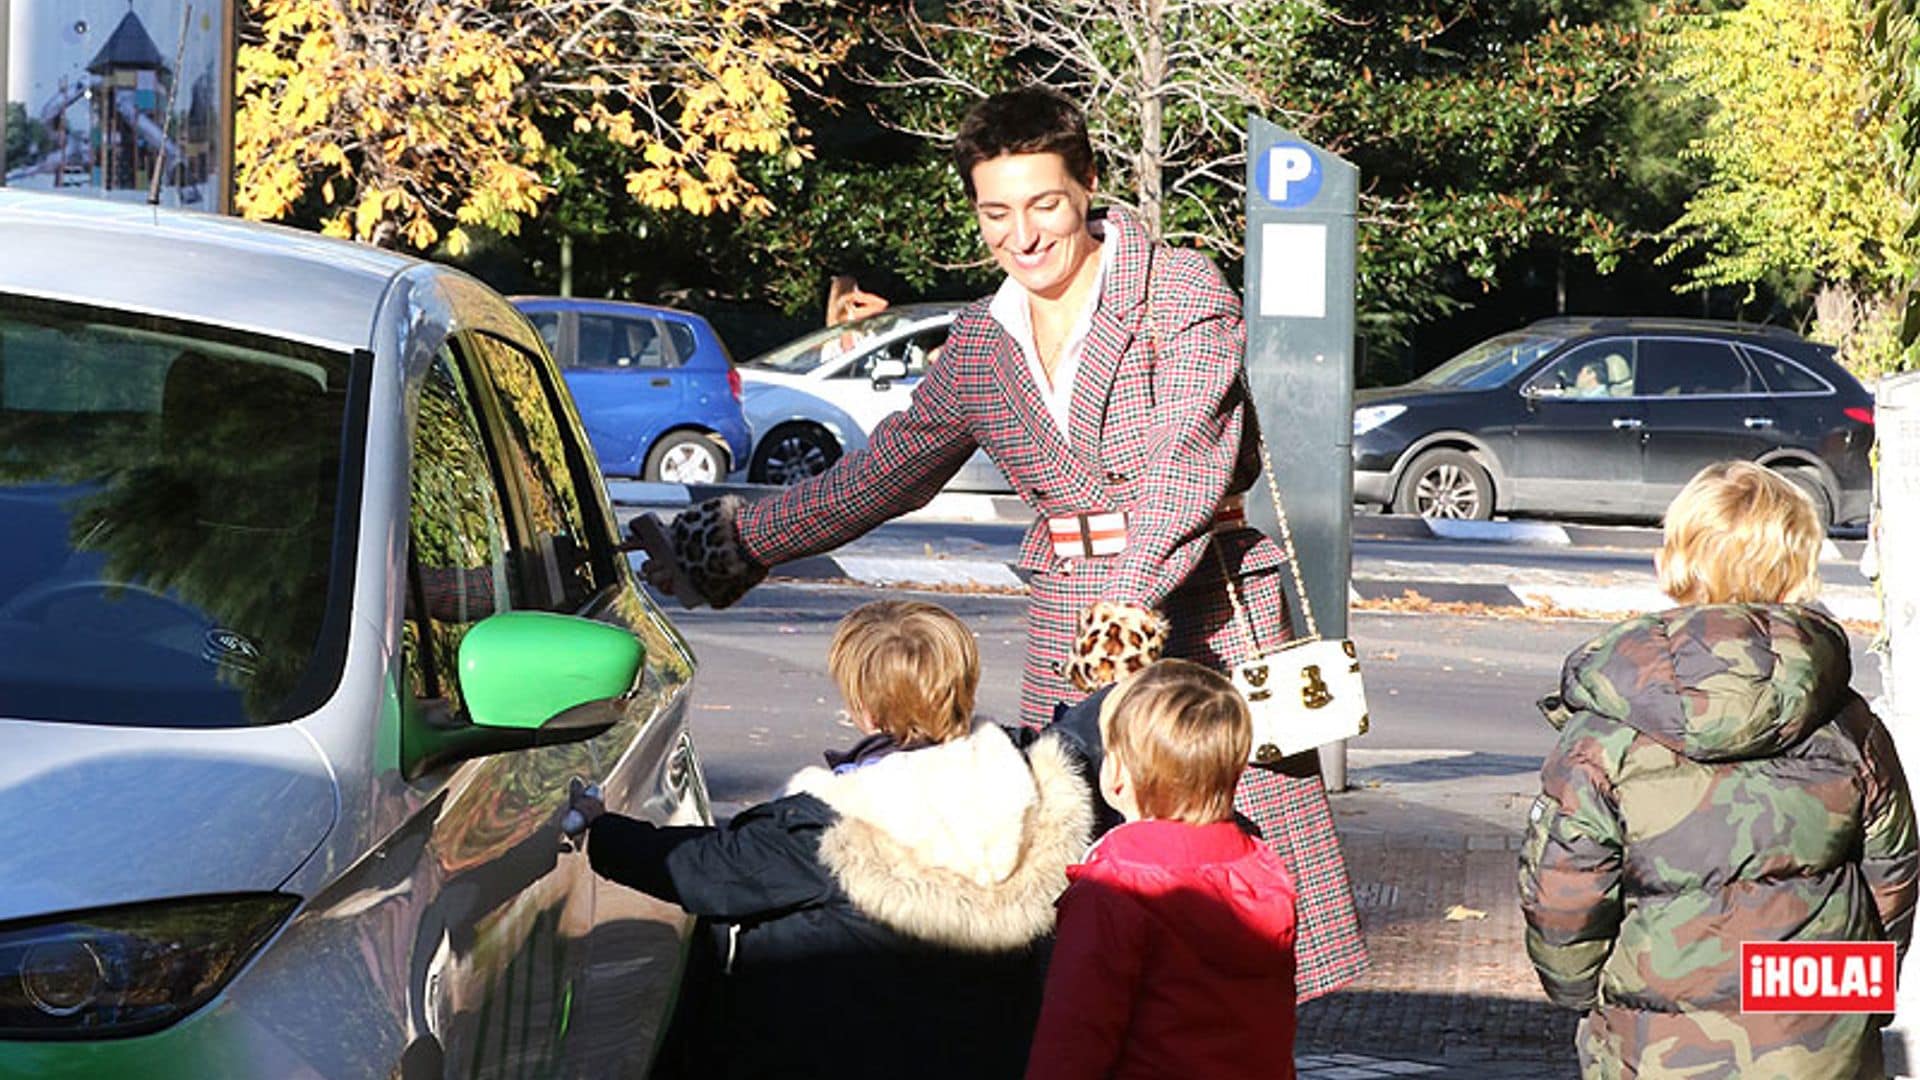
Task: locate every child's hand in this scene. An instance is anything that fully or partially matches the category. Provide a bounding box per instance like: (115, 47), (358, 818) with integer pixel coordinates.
(562, 778), (604, 838)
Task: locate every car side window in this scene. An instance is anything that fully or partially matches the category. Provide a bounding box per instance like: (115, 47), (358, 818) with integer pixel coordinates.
(1744, 347), (1830, 394)
(1635, 339), (1754, 397)
(524, 311), (563, 360)
(405, 346), (516, 707)
(1529, 341), (1634, 399)
(843, 327), (948, 380)
(577, 315), (670, 369)
(666, 321), (698, 365)
(463, 333), (606, 613)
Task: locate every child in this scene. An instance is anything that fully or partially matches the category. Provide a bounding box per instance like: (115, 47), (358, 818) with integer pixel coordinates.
(570, 599), (1090, 1080)
(1026, 658), (1299, 1080)
(1520, 460), (1916, 1078)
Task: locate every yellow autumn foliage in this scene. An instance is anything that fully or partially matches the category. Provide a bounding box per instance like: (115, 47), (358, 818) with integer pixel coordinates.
(235, 0), (844, 251)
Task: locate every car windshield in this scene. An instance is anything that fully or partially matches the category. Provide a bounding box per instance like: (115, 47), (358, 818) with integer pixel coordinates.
(0, 293), (361, 728)
(747, 311), (919, 374)
(1413, 332), (1566, 390)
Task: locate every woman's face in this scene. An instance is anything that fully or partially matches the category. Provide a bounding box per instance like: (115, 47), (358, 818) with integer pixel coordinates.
(969, 152), (1097, 301)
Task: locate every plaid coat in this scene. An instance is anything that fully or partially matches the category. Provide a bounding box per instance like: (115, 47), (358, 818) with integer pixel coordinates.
(734, 206), (1366, 998)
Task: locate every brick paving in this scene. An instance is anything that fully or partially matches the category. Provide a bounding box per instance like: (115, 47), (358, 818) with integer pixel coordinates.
(1294, 759), (1582, 1079)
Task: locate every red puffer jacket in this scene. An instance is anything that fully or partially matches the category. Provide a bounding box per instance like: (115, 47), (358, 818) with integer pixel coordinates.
(1026, 818), (1299, 1080)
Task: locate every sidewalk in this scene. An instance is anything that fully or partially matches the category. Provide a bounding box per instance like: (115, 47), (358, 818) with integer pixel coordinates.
(1295, 751), (1581, 1079)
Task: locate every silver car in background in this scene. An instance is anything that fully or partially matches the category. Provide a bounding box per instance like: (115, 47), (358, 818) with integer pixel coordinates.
(0, 191), (710, 1076)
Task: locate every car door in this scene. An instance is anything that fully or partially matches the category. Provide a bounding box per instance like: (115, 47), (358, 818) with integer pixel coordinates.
(460, 330), (706, 1075)
(1634, 336), (1776, 514)
(1505, 338), (1646, 514)
(811, 325), (946, 433)
(559, 313), (675, 476)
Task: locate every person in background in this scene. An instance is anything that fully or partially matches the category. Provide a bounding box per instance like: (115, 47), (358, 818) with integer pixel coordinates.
(825, 274), (890, 327)
(568, 599), (1090, 1080)
(1026, 659), (1297, 1080)
(1520, 460), (1918, 1079)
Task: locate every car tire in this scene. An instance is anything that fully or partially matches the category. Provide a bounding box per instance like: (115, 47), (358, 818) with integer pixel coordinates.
(1778, 466), (1835, 531)
(645, 431), (726, 484)
(1394, 448), (1494, 521)
(749, 423), (841, 486)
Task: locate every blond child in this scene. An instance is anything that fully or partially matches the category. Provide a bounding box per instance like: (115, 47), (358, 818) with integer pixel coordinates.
(572, 599), (1089, 1080)
(1521, 461), (1916, 1078)
(1026, 658), (1299, 1080)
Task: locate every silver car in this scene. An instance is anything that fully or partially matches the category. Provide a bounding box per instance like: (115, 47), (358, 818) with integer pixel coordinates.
(0, 191), (711, 1076)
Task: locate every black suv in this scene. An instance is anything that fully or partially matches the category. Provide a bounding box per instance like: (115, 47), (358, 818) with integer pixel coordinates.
(1352, 317), (1876, 525)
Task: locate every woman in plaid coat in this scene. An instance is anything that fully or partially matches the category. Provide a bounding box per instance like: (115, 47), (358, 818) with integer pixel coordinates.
(639, 86), (1366, 999)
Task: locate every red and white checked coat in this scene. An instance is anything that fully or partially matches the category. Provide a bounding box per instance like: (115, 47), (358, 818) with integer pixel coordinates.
(734, 206), (1366, 998)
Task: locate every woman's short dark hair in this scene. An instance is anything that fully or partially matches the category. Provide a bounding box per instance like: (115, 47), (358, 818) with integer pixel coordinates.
(952, 86), (1096, 201)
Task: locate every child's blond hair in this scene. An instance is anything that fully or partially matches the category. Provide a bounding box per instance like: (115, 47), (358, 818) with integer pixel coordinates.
(1657, 460), (1822, 606)
(1099, 659), (1249, 824)
(827, 600), (978, 746)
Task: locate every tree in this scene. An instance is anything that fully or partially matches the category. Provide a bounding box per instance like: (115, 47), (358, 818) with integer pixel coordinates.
(234, 0), (844, 253)
(1874, 0), (1920, 373)
(1663, 0), (1909, 373)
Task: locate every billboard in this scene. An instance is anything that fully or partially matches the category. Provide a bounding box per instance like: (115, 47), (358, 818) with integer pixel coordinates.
(2, 0), (236, 211)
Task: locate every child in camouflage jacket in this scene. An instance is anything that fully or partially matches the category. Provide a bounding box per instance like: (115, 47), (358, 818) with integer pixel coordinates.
(1520, 461), (1918, 1079)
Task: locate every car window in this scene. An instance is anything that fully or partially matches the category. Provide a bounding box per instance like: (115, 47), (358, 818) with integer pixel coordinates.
(666, 321), (698, 365)
(1413, 332), (1566, 390)
(1636, 338), (1754, 397)
(840, 326), (949, 380)
(577, 315), (670, 369)
(524, 311), (562, 360)
(748, 310), (920, 374)
(406, 346), (517, 708)
(463, 333), (605, 612)
(1743, 347), (1831, 394)
(0, 292), (359, 728)
(1527, 341), (1635, 399)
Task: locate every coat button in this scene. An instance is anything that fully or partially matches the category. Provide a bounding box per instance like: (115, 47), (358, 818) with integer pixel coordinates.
(1105, 470), (1128, 484)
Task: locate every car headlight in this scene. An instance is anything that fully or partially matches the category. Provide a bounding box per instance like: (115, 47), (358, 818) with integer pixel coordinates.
(1353, 404), (1407, 437)
(0, 894), (296, 1039)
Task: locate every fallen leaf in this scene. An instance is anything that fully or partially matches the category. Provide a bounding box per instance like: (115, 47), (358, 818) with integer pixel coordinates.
(1445, 904), (1488, 921)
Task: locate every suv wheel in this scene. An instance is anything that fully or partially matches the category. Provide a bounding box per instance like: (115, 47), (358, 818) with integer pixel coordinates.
(1395, 449), (1493, 520)
(1778, 465), (1835, 530)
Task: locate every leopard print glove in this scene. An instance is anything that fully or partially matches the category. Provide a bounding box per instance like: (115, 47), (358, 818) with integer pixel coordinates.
(1060, 601), (1169, 693)
(670, 496), (766, 609)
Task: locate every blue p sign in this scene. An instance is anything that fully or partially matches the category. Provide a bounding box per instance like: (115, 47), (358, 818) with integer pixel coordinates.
(1256, 143), (1323, 209)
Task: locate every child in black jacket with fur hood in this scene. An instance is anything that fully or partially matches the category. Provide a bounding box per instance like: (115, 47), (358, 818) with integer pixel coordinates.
(569, 600), (1092, 1080)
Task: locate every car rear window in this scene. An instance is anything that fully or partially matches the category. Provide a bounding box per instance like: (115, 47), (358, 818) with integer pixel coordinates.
(1743, 347), (1831, 394)
(1413, 333), (1565, 390)
(0, 294), (362, 727)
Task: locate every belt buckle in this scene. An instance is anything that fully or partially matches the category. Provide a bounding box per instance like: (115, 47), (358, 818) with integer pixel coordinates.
(1076, 513), (1094, 559)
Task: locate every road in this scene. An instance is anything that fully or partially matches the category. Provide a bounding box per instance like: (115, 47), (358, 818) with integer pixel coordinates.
(665, 580), (1886, 818)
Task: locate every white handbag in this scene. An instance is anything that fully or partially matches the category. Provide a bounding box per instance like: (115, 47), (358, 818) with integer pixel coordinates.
(1215, 396), (1371, 764)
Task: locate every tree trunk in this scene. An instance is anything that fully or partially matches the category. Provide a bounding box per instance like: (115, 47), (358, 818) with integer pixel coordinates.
(1137, 0), (1166, 240)
(1874, 371), (1920, 1062)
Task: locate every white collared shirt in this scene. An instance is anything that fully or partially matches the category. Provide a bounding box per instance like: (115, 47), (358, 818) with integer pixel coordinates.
(988, 218), (1114, 444)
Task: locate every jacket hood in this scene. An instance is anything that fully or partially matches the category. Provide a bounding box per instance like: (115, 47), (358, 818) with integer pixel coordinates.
(784, 723), (1091, 951)
(1551, 603), (1852, 762)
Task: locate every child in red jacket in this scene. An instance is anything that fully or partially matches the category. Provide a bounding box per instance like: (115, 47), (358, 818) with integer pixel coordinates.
(1026, 659), (1299, 1080)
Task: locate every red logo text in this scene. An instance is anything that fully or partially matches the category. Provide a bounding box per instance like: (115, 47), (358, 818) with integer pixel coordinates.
(1741, 942), (1896, 1013)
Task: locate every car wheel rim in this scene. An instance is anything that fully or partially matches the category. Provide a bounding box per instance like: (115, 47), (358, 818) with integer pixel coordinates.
(660, 443), (720, 483)
(764, 436), (828, 484)
(1416, 465), (1479, 519)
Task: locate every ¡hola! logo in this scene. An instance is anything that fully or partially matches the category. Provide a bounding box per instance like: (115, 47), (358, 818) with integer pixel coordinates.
(1741, 942), (1896, 1013)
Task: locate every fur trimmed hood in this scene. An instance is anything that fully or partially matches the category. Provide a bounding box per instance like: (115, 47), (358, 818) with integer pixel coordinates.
(783, 724), (1092, 951)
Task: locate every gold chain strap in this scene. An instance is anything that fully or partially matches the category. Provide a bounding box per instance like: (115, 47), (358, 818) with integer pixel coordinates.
(1143, 246), (1321, 651)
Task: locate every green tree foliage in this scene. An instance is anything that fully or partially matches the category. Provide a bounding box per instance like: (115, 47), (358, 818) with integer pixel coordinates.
(1873, 0), (1920, 372)
(1664, 0), (1909, 373)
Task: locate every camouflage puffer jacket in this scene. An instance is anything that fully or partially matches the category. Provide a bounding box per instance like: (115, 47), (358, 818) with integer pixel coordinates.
(1519, 604), (1918, 1080)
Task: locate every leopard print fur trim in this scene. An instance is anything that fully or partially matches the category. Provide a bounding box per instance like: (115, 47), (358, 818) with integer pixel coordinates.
(1060, 601), (1169, 693)
(670, 496), (766, 609)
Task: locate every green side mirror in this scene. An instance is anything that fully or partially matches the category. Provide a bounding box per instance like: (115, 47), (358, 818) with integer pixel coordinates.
(401, 611), (645, 780)
(460, 611), (644, 729)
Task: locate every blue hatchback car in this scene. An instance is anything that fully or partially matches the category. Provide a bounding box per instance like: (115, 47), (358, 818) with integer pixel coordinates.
(513, 297), (751, 482)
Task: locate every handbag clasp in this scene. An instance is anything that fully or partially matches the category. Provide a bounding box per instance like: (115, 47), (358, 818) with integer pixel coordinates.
(1300, 664), (1332, 710)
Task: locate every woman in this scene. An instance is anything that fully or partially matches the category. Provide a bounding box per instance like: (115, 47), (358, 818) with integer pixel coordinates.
(635, 85), (1366, 998)
(1520, 460), (1917, 1078)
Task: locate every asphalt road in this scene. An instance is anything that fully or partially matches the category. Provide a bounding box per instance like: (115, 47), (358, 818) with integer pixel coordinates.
(666, 582), (1888, 818)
